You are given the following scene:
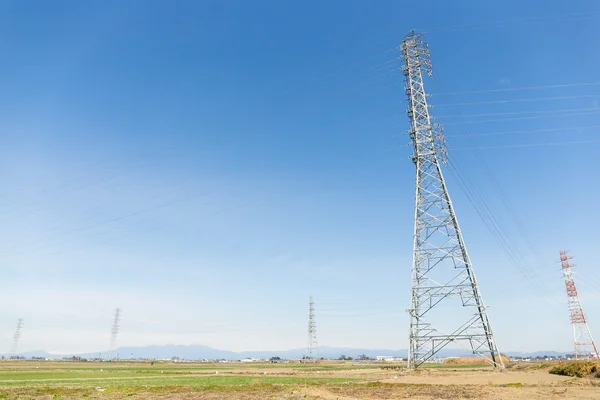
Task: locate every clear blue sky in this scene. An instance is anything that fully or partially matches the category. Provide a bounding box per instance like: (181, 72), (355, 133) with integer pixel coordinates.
(1, 0), (599, 355)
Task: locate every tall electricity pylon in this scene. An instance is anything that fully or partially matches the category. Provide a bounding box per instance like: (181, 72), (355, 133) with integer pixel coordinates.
(400, 31), (502, 369)
(108, 308), (121, 361)
(307, 296), (318, 361)
(559, 251), (599, 359)
(11, 318), (24, 358)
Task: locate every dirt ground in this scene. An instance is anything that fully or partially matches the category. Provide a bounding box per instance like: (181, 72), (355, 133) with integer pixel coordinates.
(295, 367), (599, 399)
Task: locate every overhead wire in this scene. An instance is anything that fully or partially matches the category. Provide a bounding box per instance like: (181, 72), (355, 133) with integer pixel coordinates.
(436, 107), (600, 119)
(0, 181), (207, 255)
(0, 151), (180, 223)
(435, 94), (600, 107)
(450, 139), (600, 151)
(36, 200), (252, 262)
(283, 47), (398, 94)
(432, 81), (600, 96)
(419, 11), (600, 35)
(445, 124), (600, 138)
(427, 70), (564, 310)
(0, 190), (211, 260)
(577, 276), (600, 293)
(445, 156), (558, 304)
(440, 110), (600, 125)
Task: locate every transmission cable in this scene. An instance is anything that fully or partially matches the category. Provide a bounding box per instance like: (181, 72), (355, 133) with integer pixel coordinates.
(428, 71), (564, 310)
(435, 94), (600, 107)
(440, 110), (600, 125)
(446, 124), (600, 138)
(432, 81), (600, 96)
(450, 139), (600, 151)
(436, 107), (600, 119)
(420, 11), (600, 34)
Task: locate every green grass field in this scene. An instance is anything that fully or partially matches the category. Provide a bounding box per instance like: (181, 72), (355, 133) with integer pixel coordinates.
(0, 360), (499, 399)
(0, 360), (362, 397)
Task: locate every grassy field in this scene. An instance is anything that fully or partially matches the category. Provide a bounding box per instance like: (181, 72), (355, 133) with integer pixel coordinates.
(0, 360), (599, 399)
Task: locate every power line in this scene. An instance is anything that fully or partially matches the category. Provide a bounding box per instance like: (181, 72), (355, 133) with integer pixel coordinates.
(432, 82), (600, 96)
(420, 11), (600, 34)
(435, 94), (600, 107)
(283, 47), (397, 93)
(440, 110), (600, 125)
(446, 125), (600, 138)
(445, 158), (555, 301)
(429, 68), (564, 312)
(0, 197), (250, 275)
(436, 107), (600, 118)
(450, 139), (600, 151)
(0, 177), (207, 255)
(0, 191), (210, 259)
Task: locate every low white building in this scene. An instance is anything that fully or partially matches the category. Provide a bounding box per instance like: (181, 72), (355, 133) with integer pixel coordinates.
(376, 356), (402, 361)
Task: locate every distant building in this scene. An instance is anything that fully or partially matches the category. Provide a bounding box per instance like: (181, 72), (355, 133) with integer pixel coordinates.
(269, 357), (289, 363)
(376, 356), (403, 362)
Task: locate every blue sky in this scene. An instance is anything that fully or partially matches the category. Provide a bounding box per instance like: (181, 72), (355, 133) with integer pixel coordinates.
(1, 0), (599, 355)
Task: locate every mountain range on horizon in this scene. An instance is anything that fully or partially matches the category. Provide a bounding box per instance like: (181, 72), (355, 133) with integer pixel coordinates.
(4, 344), (570, 360)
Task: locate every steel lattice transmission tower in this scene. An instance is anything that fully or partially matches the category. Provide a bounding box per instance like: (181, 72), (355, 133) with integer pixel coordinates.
(400, 31), (502, 369)
(10, 318), (24, 358)
(108, 308), (122, 361)
(559, 251), (599, 359)
(307, 296), (318, 361)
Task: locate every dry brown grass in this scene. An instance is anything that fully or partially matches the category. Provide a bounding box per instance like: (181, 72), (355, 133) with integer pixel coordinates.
(443, 354), (511, 367)
(549, 360), (600, 378)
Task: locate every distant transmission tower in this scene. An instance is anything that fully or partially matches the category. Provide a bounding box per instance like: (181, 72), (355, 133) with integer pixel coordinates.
(400, 31), (502, 369)
(10, 318), (24, 358)
(307, 296), (318, 361)
(559, 251), (599, 359)
(108, 308), (121, 361)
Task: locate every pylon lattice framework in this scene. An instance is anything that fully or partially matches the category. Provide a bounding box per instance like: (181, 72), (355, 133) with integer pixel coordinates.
(307, 296), (318, 360)
(559, 251), (599, 359)
(108, 308), (121, 361)
(400, 31), (502, 369)
(11, 318), (24, 357)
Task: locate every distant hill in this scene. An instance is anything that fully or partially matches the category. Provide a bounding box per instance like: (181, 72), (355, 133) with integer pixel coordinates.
(4, 345), (568, 360)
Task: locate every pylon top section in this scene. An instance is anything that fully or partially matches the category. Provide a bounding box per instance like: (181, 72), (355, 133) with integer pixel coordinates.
(560, 250), (575, 268)
(400, 32), (447, 165)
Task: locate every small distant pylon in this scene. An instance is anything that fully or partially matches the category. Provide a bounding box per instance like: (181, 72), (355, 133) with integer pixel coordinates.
(108, 308), (122, 361)
(11, 318), (24, 358)
(559, 251), (599, 359)
(307, 296), (318, 361)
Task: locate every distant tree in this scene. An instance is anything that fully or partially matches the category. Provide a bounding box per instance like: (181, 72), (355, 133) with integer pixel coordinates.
(338, 355), (347, 360)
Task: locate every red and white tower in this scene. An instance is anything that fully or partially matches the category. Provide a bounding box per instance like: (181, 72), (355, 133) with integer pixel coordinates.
(559, 251), (599, 359)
